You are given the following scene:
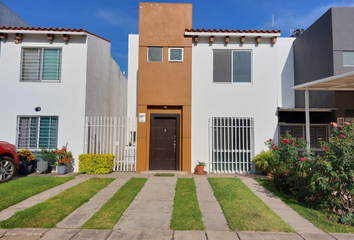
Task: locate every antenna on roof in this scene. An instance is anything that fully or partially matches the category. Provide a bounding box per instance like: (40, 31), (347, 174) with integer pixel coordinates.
(272, 15), (274, 29)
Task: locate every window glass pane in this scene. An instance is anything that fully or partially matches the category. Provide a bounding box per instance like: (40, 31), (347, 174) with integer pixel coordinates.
(39, 117), (58, 149)
(170, 48), (182, 61)
(42, 49), (61, 80)
(148, 47), (163, 62)
(213, 51), (231, 82)
(18, 117), (38, 149)
(22, 48), (41, 81)
(343, 52), (354, 66)
(233, 51), (251, 82)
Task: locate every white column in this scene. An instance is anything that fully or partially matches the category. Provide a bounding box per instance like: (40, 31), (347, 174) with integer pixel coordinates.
(305, 87), (310, 150)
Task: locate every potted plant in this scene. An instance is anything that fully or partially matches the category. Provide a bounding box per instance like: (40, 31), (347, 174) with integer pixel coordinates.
(252, 150), (274, 176)
(55, 144), (73, 175)
(38, 146), (55, 173)
(18, 149), (35, 175)
(196, 161), (206, 173)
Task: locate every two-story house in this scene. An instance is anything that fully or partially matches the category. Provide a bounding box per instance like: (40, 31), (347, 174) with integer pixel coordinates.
(127, 3), (295, 173)
(0, 27), (127, 172)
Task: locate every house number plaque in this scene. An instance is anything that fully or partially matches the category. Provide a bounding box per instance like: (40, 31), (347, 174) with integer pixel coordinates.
(139, 113), (146, 123)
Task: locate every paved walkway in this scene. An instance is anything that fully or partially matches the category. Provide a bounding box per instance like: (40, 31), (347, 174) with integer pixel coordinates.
(57, 177), (130, 229)
(194, 176), (229, 230)
(0, 177), (88, 221)
(1, 228), (354, 240)
(114, 176), (177, 230)
(238, 175), (336, 240)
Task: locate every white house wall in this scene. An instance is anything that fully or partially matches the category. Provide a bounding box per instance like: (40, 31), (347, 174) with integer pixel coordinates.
(191, 37), (294, 172)
(0, 34), (88, 172)
(277, 38), (295, 108)
(127, 34), (139, 118)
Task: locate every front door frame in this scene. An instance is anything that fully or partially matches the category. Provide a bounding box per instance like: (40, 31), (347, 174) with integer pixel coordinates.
(149, 113), (180, 170)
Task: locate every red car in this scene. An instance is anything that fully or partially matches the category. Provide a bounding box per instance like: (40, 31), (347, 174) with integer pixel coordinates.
(0, 141), (19, 183)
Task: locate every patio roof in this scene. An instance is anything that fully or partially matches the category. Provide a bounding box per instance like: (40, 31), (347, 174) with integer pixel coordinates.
(292, 71), (354, 91)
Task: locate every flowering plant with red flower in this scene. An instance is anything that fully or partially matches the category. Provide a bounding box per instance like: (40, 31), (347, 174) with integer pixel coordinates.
(55, 143), (73, 166)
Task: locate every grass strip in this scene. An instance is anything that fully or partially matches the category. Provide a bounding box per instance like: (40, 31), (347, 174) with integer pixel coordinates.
(0, 178), (114, 229)
(170, 178), (205, 230)
(255, 178), (354, 233)
(0, 176), (74, 211)
(81, 178), (147, 229)
(208, 178), (295, 232)
(154, 174), (175, 177)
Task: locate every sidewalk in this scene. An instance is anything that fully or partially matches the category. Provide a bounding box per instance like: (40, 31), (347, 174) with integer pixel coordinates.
(1, 228), (354, 240)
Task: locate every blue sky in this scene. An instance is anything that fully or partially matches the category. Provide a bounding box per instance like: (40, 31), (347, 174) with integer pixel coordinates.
(3, 0), (354, 74)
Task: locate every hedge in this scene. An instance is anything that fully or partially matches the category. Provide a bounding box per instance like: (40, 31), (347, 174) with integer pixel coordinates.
(79, 153), (114, 174)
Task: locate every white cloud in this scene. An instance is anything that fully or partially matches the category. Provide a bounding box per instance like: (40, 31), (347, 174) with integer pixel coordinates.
(96, 9), (138, 30)
(274, 2), (354, 34)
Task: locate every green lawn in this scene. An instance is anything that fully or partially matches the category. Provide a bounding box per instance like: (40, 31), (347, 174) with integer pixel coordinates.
(170, 178), (205, 230)
(154, 174), (175, 177)
(255, 178), (354, 233)
(81, 178), (147, 229)
(0, 178), (114, 229)
(0, 176), (74, 211)
(208, 178), (295, 232)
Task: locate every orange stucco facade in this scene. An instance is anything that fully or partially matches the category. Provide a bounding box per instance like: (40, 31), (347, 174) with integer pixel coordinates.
(136, 3), (193, 173)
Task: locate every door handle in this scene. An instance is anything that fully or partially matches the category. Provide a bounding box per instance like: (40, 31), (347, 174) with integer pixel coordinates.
(174, 140), (176, 152)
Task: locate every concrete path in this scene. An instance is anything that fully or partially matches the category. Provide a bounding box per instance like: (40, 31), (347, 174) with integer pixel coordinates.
(238, 175), (336, 240)
(194, 176), (229, 231)
(0, 177), (88, 221)
(1, 229), (353, 240)
(114, 176), (177, 230)
(56, 177), (130, 229)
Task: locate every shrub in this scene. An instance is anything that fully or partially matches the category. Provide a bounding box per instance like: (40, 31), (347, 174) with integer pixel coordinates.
(266, 133), (317, 202)
(252, 150), (274, 174)
(317, 122), (354, 216)
(79, 153), (114, 174)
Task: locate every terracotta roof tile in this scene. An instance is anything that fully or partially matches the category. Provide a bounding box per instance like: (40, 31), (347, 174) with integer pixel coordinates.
(185, 29), (281, 34)
(0, 27), (110, 42)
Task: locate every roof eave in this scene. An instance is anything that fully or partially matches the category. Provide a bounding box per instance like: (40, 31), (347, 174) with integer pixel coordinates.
(184, 32), (281, 38)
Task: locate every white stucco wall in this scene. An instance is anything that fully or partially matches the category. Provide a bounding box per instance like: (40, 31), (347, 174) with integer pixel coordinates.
(0, 33), (88, 172)
(277, 38), (295, 108)
(127, 34), (139, 118)
(85, 35), (128, 117)
(191, 37), (294, 172)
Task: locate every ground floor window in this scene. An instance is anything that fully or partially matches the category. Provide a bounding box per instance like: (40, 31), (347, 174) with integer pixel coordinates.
(279, 124), (329, 149)
(210, 117), (254, 173)
(17, 116), (59, 159)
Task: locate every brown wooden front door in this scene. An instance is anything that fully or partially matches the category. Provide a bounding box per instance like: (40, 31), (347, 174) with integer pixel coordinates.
(149, 114), (180, 170)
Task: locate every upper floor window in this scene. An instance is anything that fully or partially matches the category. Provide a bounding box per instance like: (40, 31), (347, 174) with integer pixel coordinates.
(343, 51), (354, 66)
(169, 48), (183, 62)
(148, 47), (163, 62)
(213, 50), (252, 83)
(21, 48), (62, 82)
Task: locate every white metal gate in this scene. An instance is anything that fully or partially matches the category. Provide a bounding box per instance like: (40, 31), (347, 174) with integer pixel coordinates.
(84, 116), (137, 172)
(209, 117), (254, 173)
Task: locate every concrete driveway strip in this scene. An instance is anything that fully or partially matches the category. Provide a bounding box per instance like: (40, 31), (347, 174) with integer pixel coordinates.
(114, 176), (177, 230)
(194, 176), (229, 231)
(329, 233), (354, 240)
(56, 177), (130, 229)
(237, 231), (303, 240)
(238, 176), (335, 239)
(0, 178), (88, 221)
(107, 229), (173, 240)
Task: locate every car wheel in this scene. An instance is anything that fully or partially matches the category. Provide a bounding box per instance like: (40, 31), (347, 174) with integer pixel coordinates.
(0, 156), (16, 183)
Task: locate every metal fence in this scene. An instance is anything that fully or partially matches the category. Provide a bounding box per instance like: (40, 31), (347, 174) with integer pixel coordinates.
(84, 116), (137, 172)
(209, 117), (254, 173)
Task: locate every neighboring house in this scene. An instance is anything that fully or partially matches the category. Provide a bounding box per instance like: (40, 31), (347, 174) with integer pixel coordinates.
(280, 7), (354, 152)
(0, 27), (127, 172)
(128, 3), (294, 173)
(0, 1), (31, 27)
(128, 3), (354, 174)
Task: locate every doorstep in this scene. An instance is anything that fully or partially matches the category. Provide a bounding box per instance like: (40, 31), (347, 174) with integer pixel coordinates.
(140, 170), (189, 175)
